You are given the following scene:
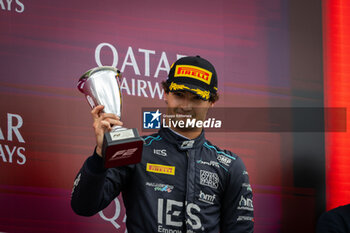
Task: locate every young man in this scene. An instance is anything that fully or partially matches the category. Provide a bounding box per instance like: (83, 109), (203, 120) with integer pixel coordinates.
(71, 56), (254, 232)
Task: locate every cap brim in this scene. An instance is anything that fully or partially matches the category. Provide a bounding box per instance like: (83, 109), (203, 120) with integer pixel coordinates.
(168, 81), (210, 101)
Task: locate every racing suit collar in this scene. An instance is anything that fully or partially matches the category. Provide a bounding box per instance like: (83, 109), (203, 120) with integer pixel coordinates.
(159, 126), (206, 151)
(167, 127), (191, 140)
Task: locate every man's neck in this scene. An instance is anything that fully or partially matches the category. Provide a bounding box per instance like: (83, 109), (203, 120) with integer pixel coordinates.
(170, 126), (202, 139)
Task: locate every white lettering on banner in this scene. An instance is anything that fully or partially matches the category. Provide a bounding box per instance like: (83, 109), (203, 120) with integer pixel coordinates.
(0, 113), (26, 165)
(7, 113), (24, 143)
(0, 0), (24, 13)
(138, 48), (155, 76)
(177, 54), (187, 60)
(0, 1), (4, 10)
(94, 43), (186, 99)
(154, 52), (170, 78)
(119, 77), (164, 99)
(121, 46), (141, 75)
(16, 146), (25, 164)
(0, 145), (26, 165)
(138, 79), (147, 97)
(99, 198), (127, 233)
(95, 43), (119, 68)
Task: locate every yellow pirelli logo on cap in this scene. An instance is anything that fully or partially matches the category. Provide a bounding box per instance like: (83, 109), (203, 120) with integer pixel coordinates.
(146, 163), (175, 175)
(174, 65), (212, 84)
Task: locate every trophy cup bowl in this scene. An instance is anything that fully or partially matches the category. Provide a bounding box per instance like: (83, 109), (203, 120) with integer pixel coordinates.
(77, 66), (144, 168)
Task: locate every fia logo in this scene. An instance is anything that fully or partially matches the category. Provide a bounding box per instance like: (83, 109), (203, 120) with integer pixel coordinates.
(143, 109), (161, 129)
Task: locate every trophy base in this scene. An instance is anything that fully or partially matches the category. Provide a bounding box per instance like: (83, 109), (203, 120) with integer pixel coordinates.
(102, 128), (144, 168)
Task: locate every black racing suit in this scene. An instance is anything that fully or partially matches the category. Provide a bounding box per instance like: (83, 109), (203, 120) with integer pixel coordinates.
(71, 127), (254, 232)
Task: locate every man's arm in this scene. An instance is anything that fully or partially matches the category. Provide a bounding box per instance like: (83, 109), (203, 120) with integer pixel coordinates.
(71, 104), (129, 216)
(220, 156), (254, 233)
(71, 148), (132, 216)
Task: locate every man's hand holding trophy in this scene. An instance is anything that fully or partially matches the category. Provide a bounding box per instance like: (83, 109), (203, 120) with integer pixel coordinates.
(77, 66), (144, 168)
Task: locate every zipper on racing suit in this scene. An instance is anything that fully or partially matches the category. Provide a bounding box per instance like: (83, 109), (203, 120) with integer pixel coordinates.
(184, 149), (198, 232)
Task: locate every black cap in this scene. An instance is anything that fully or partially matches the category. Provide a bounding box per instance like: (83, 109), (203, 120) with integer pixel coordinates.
(166, 56), (218, 100)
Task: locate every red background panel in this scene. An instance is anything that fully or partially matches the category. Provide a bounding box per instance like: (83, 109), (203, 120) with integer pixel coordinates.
(323, 0), (350, 210)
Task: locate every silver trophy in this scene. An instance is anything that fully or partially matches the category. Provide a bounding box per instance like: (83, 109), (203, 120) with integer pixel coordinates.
(77, 66), (144, 168)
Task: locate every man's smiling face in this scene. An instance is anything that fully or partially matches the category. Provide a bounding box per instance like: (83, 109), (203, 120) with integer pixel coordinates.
(164, 90), (213, 132)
